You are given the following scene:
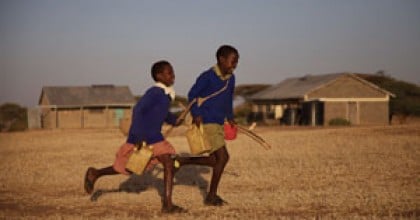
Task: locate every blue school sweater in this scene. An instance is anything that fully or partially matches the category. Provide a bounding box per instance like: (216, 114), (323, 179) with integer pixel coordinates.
(126, 87), (177, 145)
(188, 67), (235, 125)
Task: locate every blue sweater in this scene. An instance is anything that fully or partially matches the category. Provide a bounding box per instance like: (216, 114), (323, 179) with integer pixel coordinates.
(188, 67), (235, 125)
(126, 87), (177, 145)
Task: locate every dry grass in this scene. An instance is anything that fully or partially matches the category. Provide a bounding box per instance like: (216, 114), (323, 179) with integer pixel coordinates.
(0, 124), (419, 219)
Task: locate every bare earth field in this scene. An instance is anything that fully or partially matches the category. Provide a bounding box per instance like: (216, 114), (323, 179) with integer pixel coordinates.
(0, 124), (419, 219)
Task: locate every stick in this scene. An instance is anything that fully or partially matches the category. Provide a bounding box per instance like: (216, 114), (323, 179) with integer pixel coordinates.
(167, 100), (272, 151)
(236, 125), (272, 150)
(164, 100), (196, 137)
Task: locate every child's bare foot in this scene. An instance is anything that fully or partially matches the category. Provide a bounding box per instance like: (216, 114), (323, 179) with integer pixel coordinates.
(204, 195), (228, 206)
(161, 204), (187, 213)
(84, 167), (98, 194)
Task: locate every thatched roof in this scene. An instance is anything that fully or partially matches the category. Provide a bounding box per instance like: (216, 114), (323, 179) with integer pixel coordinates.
(39, 85), (135, 107)
(249, 73), (394, 101)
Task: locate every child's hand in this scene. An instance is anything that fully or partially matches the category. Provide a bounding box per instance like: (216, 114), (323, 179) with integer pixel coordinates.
(175, 118), (184, 126)
(193, 116), (202, 127)
(227, 119), (236, 127)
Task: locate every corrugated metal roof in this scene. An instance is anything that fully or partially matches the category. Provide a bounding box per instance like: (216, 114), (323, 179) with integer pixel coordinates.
(40, 85), (135, 106)
(249, 73), (344, 100)
(249, 73), (395, 101)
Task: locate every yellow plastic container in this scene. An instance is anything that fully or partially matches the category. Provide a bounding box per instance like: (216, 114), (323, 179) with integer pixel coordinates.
(185, 125), (211, 155)
(126, 144), (153, 175)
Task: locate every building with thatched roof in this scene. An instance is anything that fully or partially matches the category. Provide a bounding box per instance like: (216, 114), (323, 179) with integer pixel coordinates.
(38, 85), (135, 129)
(248, 73), (395, 126)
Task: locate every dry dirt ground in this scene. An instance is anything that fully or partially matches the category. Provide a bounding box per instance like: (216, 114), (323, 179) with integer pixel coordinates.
(0, 124), (419, 219)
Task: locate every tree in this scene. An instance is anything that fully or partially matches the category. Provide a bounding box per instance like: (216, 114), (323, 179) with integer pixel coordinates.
(357, 74), (420, 117)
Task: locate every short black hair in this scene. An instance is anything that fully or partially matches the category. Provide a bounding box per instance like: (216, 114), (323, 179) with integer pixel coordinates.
(216, 45), (239, 62)
(151, 60), (171, 81)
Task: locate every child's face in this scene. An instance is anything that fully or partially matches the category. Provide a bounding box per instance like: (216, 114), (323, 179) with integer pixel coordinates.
(157, 64), (175, 87)
(219, 53), (239, 75)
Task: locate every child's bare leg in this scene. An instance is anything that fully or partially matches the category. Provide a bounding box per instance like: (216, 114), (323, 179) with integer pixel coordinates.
(97, 166), (119, 176)
(84, 166), (118, 194)
(157, 154), (186, 213)
(205, 146), (229, 205)
(174, 147), (229, 205)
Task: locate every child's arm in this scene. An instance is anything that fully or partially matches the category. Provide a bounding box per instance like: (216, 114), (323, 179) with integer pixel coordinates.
(164, 112), (178, 126)
(126, 89), (157, 144)
(188, 73), (209, 118)
(226, 75), (236, 123)
(127, 105), (145, 145)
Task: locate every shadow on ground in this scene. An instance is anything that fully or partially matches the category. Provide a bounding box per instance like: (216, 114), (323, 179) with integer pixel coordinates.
(90, 164), (211, 203)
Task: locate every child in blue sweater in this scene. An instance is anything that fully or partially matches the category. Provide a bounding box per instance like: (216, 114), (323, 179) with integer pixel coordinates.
(178, 45), (239, 206)
(84, 60), (186, 213)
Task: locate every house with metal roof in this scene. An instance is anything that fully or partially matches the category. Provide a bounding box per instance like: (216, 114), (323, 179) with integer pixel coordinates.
(248, 73), (395, 126)
(38, 85), (135, 129)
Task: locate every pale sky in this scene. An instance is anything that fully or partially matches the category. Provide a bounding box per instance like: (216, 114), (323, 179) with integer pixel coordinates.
(1, 0), (419, 107)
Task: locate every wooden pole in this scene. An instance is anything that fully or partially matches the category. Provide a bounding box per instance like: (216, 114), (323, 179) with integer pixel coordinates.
(81, 107), (84, 128)
(55, 107), (58, 128)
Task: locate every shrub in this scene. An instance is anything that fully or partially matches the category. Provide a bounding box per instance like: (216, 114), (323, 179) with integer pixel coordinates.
(0, 103), (27, 132)
(328, 118), (351, 126)
(9, 120), (27, 132)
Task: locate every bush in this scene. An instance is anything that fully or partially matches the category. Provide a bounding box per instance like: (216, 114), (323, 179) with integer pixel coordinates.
(9, 120), (27, 132)
(0, 103), (27, 132)
(328, 118), (351, 126)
